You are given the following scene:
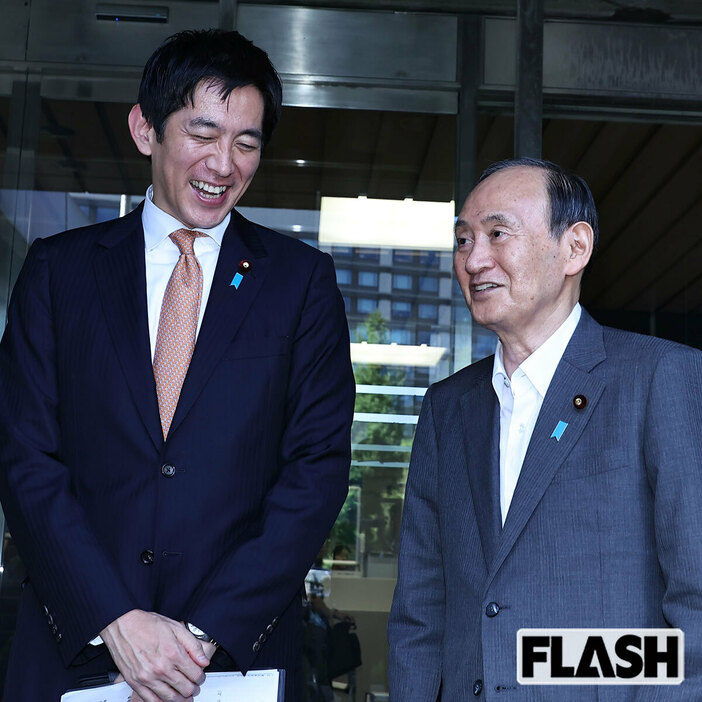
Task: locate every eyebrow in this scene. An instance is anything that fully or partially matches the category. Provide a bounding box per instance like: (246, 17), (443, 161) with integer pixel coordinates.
(239, 128), (264, 142)
(188, 119), (263, 143)
(481, 212), (518, 228)
(189, 117), (221, 130)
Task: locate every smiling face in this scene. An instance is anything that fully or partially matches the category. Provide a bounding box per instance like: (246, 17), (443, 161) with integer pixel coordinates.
(454, 166), (583, 350)
(129, 81), (264, 230)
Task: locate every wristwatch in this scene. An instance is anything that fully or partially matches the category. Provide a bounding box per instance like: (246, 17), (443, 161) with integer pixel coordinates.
(186, 622), (219, 647)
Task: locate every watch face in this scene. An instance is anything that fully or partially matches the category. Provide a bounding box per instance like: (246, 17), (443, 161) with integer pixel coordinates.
(187, 623), (206, 638)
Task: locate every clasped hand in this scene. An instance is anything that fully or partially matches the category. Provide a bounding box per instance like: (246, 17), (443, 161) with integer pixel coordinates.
(101, 609), (217, 702)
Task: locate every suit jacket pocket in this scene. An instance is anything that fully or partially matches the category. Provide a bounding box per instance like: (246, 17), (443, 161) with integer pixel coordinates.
(553, 450), (627, 482)
(221, 335), (292, 360)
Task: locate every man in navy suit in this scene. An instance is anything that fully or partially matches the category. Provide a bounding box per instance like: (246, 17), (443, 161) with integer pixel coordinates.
(0, 29), (354, 701)
(388, 158), (702, 700)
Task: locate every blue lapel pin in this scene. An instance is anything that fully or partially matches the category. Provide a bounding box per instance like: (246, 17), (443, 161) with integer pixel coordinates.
(551, 420), (568, 441)
(230, 259), (252, 289)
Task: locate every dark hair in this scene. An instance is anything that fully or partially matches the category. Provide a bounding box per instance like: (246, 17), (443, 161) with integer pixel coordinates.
(333, 544), (349, 559)
(478, 158), (599, 249)
(138, 29), (282, 146)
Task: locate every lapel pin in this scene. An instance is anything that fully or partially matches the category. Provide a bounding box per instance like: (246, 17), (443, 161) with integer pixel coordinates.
(230, 260), (253, 289)
(551, 420), (568, 442)
(573, 394), (587, 410)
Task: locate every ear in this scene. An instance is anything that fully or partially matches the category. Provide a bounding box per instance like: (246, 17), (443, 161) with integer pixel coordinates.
(562, 221), (594, 277)
(128, 104), (155, 157)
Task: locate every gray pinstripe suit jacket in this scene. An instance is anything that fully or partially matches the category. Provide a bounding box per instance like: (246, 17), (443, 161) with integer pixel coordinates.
(388, 309), (702, 701)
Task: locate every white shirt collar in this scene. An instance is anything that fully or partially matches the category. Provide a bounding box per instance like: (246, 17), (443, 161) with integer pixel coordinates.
(492, 303), (582, 400)
(142, 184), (230, 251)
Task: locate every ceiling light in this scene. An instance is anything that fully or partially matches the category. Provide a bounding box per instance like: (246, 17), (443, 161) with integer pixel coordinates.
(319, 196), (455, 250)
(350, 342), (446, 367)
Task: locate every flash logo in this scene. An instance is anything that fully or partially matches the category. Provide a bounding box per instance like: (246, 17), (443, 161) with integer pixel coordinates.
(517, 629), (684, 685)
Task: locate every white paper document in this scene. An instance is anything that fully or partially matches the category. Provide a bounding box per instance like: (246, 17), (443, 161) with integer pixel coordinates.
(61, 669), (283, 702)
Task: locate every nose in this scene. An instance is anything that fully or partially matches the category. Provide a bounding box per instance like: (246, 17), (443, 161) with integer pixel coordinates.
(462, 235), (493, 275)
(205, 142), (233, 178)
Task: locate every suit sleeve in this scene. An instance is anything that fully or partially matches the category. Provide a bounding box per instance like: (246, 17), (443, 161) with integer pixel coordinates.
(183, 251), (354, 671)
(0, 239), (138, 666)
(637, 344), (702, 700)
(387, 386), (444, 702)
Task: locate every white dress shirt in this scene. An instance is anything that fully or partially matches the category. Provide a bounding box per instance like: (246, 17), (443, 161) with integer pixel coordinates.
(143, 185), (229, 359)
(492, 303), (582, 525)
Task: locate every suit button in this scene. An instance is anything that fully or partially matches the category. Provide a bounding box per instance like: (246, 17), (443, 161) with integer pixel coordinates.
(46, 614), (54, 626)
(56, 632), (62, 642)
(51, 624), (58, 635)
(252, 641), (261, 652)
(140, 549), (155, 565)
(473, 679), (483, 695)
(161, 464), (176, 478)
(486, 602), (500, 617)
(266, 624), (274, 635)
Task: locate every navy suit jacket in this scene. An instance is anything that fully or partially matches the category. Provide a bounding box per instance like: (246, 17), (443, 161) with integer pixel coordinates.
(388, 310), (702, 701)
(0, 205), (354, 700)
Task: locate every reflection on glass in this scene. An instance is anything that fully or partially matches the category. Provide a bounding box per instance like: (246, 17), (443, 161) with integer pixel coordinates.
(336, 268), (352, 286)
(357, 298), (377, 315)
(392, 274), (412, 290)
(391, 301), (412, 319)
(358, 271), (379, 287)
(418, 303), (438, 321)
(419, 275), (439, 293)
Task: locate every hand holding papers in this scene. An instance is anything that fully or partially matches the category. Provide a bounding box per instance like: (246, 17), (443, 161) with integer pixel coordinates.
(61, 670), (284, 702)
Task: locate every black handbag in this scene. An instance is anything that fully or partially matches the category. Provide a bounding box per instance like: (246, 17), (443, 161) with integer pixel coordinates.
(327, 621), (362, 679)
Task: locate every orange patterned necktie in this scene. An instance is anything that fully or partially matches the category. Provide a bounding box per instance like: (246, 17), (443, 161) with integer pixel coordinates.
(153, 228), (206, 439)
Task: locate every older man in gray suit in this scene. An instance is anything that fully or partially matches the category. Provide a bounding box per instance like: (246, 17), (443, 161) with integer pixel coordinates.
(388, 158), (702, 700)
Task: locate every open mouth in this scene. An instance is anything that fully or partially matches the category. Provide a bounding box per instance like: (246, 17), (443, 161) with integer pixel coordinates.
(473, 283), (499, 292)
(190, 180), (228, 200)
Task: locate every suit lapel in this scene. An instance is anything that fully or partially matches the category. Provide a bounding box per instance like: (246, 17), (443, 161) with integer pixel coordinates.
(93, 205), (163, 452)
(486, 311), (607, 585)
(167, 211), (270, 437)
(460, 362), (502, 570)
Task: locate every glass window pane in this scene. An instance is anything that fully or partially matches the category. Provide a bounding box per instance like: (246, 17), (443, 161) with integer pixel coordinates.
(356, 247), (380, 261)
(393, 274), (413, 290)
(419, 250), (438, 267)
(416, 329), (432, 345)
(392, 301), (412, 319)
(336, 268), (352, 286)
(390, 328), (413, 344)
(393, 250), (414, 264)
(419, 275), (439, 293)
(357, 297), (377, 314)
(418, 303), (438, 320)
(358, 271), (378, 287)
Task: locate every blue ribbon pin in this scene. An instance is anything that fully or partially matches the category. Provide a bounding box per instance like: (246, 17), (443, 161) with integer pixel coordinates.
(230, 272), (244, 289)
(551, 420), (568, 441)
